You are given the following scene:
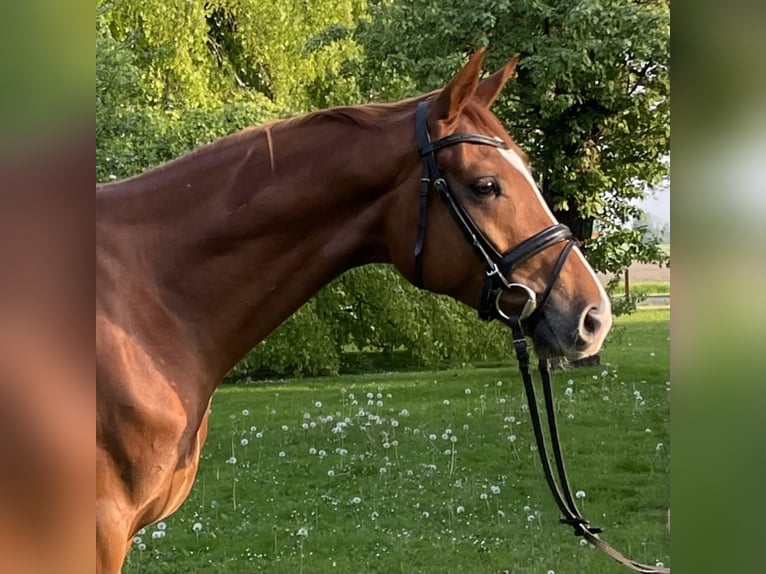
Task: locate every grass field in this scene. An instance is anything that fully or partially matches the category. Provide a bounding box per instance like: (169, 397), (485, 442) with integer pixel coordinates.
(608, 280), (671, 297)
(124, 309), (670, 574)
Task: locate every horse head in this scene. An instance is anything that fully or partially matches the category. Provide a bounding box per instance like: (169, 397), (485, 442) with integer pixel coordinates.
(387, 49), (611, 359)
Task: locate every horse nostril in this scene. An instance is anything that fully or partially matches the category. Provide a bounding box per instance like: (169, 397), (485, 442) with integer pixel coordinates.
(579, 306), (603, 342)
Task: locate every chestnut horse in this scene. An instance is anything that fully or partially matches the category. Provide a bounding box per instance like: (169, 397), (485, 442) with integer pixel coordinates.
(96, 50), (611, 573)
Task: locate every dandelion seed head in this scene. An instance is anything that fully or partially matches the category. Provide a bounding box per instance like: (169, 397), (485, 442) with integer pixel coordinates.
(278, 451), (286, 458)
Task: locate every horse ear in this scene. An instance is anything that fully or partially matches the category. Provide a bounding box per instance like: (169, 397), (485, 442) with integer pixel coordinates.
(474, 53), (520, 108)
(428, 48), (486, 129)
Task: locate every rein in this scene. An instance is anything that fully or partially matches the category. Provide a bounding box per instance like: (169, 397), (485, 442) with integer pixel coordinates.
(506, 317), (670, 574)
(412, 100), (669, 573)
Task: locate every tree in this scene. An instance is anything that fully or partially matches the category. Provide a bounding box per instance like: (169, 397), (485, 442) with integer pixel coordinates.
(355, 0), (670, 278)
(99, 0), (365, 111)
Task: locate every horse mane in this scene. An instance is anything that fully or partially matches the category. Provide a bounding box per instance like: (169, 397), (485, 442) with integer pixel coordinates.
(280, 92), (433, 131)
(98, 90), (531, 190)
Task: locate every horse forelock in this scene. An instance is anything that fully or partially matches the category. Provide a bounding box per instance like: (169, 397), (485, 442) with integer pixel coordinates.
(459, 101), (530, 168)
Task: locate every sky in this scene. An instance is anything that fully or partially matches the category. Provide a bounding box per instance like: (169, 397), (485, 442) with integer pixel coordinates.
(640, 181), (670, 225)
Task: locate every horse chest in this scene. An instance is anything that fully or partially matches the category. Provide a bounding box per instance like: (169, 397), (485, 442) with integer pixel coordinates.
(97, 318), (213, 527)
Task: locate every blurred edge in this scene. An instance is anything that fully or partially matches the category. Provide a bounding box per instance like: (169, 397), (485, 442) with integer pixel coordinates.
(673, 2), (766, 574)
(0, 2), (93, 572)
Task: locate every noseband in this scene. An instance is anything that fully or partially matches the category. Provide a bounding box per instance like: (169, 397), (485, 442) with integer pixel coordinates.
(411, 100), (669, 574)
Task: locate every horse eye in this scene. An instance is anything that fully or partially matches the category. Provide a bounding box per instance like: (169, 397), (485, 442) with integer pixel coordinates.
(471, 177), (499, 197)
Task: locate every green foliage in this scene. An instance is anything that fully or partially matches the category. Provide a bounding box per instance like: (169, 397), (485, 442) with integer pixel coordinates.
(236, 300), (342, 378)
(231, 267), (513, 379)
(100, 0), (364, 110)
(355, 0), (671, 277)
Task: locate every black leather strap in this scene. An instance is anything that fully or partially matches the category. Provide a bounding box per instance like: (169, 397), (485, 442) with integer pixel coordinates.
(498, 224), (573, 275)
(425, 132), (506, 154)
(504, 325), (670, 574)
(412, 99), (574, 325)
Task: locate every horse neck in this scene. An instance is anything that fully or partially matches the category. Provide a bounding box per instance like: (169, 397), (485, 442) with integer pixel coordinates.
(97, 110), (414, 390)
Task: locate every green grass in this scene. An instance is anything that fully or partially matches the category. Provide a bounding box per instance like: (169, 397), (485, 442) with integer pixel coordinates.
(608, 280), (671, 297)
(124, 309), (670, 574)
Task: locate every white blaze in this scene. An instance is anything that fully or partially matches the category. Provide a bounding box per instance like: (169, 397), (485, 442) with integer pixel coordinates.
(497, 147), (609, 306)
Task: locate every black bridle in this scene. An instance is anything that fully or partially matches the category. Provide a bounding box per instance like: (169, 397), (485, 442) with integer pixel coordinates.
(412, 100), (669, 574)
(413, 101), (575, 326)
